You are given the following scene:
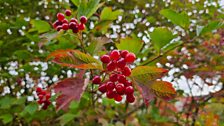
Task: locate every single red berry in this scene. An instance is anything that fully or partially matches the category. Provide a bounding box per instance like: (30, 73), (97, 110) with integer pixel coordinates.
(65, 9), (72, 16)
(38, 94), (44, 100)
(57, 13), (65, 21)
(117, 58), (126, 68)
(125, 86), (134, 95)
(114, 94), (122, 102)
(115, 83), (125, 95)
(37, 100), (43, 104)
(120, 50), (129, 58)
(62, 19), (68, 24)
(72, 27), (79, 33)
(80, 16), (87, 24)
(110, 50), (120, 61)
(36, 87), (42, 93)
(109, 74), (118, 82)
(106, 81), (115, 91)
(125, 80), (132, 86)
(78, 23), (85, 30)
(98, 84), (107, 93)
(106, 90), (115, 99)
(122, 66), (131, 76)
(92, 76), (101, 84)
(106, 61), (116, 71)
(69, 22), (77, 29)
(46, 93), (51, 100)
(70, 18), (79, 24)
(126, 94), (135, 103)
(62, 23), (69, 30)
(53, 20), (62, 29)
(56, 25), (62, 31)
(117, 74), (126, 83)
(125, 53), (136, 63)
(100, 55), (110, 63)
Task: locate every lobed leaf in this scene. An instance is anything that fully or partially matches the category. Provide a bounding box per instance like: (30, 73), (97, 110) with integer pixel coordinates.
(47, 49), (103, 70)
(100, 7), (123, 21)
(30, 20), (51, 34)
(54, 70), (88, 112)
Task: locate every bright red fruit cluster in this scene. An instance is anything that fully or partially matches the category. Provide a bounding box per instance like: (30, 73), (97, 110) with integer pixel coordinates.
(92, 50), (136, 103)
(36, 87), (51, 110)
(53, 9), (87, 33)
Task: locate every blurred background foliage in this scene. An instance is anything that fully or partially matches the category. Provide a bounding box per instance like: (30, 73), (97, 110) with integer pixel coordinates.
(0, 0), (224, 125)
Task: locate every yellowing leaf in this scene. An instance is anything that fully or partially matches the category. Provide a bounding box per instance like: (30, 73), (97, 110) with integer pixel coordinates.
(47, 49), (103, 70)
(131, 66), (168, 84)
(150, 81), (176, 100)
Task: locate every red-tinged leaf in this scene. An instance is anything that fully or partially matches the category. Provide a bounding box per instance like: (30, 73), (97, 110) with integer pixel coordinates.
(53, 70), (88, 111)
(150, 81), (176, 100)
(47, 49), (103, 70)
(131, 66), (168, 84)
(136, 84), (155, 106)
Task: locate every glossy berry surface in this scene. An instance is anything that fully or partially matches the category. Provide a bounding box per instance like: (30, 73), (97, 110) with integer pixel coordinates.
(65, 9), (71, 16)
(120, 50), (129, 58)
(110, 50), (120, 61)
(106, 61), (116, 71)
(98, 84), (107, 93)
(122, 66), (131, 76)
(78, 23), (85, 30)
(114, 94), (122, 102)
(126, 94), (135, 103)
(106, 81), (115, 91)
(125, 86), (134, 95)
(117, 58), (126, 68)
(106, 91), (115, 99)
(100, 55), (110, 63)
(125, 53), (136, 63)
(57, 13), (65, 21)
(92, 76), (101, 84)
(80, 16), (87, 24)
(109, 74), (118, 82)
(62, 23), (69, 30)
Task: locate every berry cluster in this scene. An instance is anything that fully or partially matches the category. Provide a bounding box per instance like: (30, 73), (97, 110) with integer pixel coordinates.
(92, 50), (136, 103)
(53, 9), (87, 33)
(36, 87), (51, 110)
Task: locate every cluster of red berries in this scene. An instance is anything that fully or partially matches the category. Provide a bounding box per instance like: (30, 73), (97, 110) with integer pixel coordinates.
(53, 9), (87, 33)
(92, 50), (136, 103)
(36, 87), (51, 110)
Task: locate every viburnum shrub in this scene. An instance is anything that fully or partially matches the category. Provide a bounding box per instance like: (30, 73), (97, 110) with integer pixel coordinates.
(92, 50), (136, 103)
(36, 87), (51, 110)
(53, 9), (87, 33)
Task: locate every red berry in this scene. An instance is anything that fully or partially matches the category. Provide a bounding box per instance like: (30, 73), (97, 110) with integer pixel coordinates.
(120, 50), (129, 58)
(126, 94), (135, 103)
(44, 100), (51, 106)
(37, 100), (43, 104)
(117, 74), (126, 83)
(110, 50), (120, 61)
(38, 94), (44, 100)
(109, 74), (118, 82)
(106, 90), (115, 99)
(57, 13), (65, 21)
(125, 86), (134, 95)
(78, 23), (85, 30)
(106, 81), (115, 91)
(62, 19), (68, 24)
(46, 93), (51, 100)
(65, 9), (72, 16)
(115, 83), (125, 95)
(70, 18), (78, 24)
(114, 94), (122, 102)
(69, 22), (77, 29)
(92, 76), (101, 84)
(125, 53), (136, 63)
(100, 55), (110, 63)
(106, 61), (116, 71)
(56, 25), (62, 31)
(117, 58), (126, 68)
(98, 84), (107, 93)
(36, 87), (42, 93)
(72, 27), (79, 33)
(62, 23), (69, 30)
(80, 16), (87, 24)
(53, 20), (62, 29)
(122, 66), (131, 76)
(40, 90), (47, 95)
(42, 104), (49, 110)
(125, 80), (132, 86)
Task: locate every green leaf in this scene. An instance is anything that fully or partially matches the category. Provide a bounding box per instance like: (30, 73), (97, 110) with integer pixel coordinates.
(150, 27), (175, 52)
(115, 35), (144, 55)
(199, 21), (224, 36)
(47, 49), (103, 70)
(30, 20), (51, 34)
(87, 37), (112, 55)
(13, 50), (32, 60)
(59, 113), (77, 126)
(0, 96), (15, 109)
(160, 9), (190, 28)
(71, 0), (80, 6)
(77, 0), (102, 18)
(24, 103), (38, 115)
(161, 41), (183, 52)
(100, 7), (123, 21)
(131, 66), (168, 85)
(0, 114), (13, 124)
